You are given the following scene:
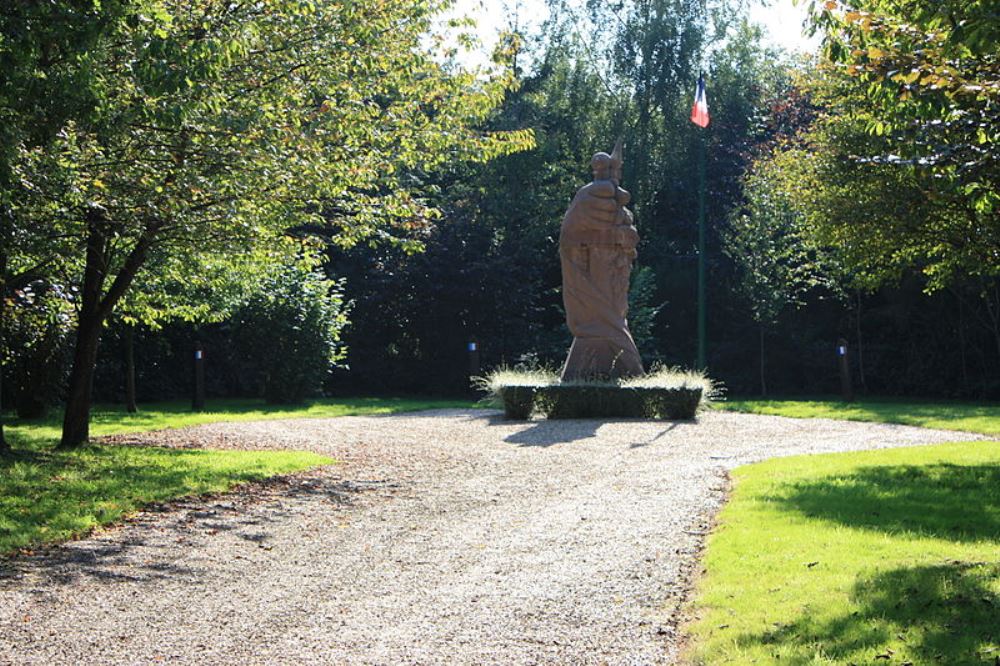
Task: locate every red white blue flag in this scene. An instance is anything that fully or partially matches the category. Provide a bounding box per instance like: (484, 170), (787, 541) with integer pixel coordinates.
(690, 74), (710, 128)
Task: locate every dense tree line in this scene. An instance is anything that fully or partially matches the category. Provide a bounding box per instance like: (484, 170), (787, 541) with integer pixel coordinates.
(3, 0), (997, 454)
(0, 0), (530, 451)
(326, 0), (999, 399)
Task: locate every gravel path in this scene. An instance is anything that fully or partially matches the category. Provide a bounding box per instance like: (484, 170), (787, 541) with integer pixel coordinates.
(0, 410), (983, 665)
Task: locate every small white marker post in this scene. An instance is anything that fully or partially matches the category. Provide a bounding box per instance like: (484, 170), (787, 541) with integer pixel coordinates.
(467, 340), (480, 393)
(837, 337), (853, 402)
(193, 342), (205, 411)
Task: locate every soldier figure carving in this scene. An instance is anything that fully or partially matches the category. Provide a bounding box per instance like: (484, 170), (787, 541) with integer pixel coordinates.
(559, 140), (645, 381)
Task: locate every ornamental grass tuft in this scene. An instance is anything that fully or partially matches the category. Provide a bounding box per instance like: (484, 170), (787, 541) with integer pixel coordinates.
(477, 365), (720, 420)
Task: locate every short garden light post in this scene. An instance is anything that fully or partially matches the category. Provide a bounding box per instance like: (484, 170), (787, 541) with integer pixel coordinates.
(837, 337), (854, 402)
(467, 339), (480, 390)
(192, 341), (206, 411)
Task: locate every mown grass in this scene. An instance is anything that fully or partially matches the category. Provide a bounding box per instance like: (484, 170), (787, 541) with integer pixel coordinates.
(1, 397), (472, 555)
(685, 441), (1000, 665)
(0, 445), (331, 554)
(720, 397), (1000, 436)
(5, 396), (476, 448)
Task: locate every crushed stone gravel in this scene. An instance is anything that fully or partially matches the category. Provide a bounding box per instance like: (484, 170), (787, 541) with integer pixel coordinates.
(0, 409), (984, 665)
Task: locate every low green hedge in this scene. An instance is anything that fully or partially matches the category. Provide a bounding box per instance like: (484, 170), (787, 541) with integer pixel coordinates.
(498, 383), (702, 420)
(481, 366), (714, 421)
(498, 385), (537, 420)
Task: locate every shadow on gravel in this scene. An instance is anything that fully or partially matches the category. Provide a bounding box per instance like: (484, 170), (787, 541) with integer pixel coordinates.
(503, 420), (603, 447)
(0, 474), (373, 588)
(631, 422), (682, 448)
(499, 419), (684, 448)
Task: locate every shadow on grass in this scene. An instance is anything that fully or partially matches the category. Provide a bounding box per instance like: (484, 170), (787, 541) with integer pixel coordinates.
(0, 445), (331, 557)
(776, 463), (1000, 542)
(1, 456), (364, 587)
(735, 561), (999, 663)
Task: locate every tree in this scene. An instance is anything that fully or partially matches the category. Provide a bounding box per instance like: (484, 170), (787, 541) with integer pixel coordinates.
(8, 0), (531, 448)
(3, 281), (74, 418)
(112, 238), (307, 411)
(329, 4), (803, 392)
(797, 0), (1000, 288)
(724, 160), (839, 394)
(1, 0), (134, 453)
(233, 260), (347, 403)
(627, 265), (666, 363)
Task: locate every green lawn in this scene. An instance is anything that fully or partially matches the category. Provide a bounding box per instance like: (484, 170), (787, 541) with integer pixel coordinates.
(685, 441), (1000, 665)
(1, 397), (473, 555)
(5, 396), (477, 448)
(720, 397), (1000, 436)
(0, 445), (331, 554)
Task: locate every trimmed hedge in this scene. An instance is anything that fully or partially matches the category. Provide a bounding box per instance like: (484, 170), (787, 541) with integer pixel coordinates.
(497, 383), (702, 420)
(498, 385), (537, 420)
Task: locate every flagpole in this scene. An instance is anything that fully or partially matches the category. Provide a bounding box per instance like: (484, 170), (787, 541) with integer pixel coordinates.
(696, 127), (707, 370)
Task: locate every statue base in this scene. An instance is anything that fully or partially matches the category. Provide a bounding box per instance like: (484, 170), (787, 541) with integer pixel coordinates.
(560, 336), (644, 381)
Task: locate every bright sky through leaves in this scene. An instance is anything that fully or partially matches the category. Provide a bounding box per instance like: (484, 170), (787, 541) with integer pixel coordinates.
(448, 0), (821, 66)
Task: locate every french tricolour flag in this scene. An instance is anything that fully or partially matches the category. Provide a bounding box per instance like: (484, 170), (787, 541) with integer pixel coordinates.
(690, 74), (710, 128)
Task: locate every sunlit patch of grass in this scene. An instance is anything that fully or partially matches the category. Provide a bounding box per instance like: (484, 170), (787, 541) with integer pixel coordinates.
(718, 397), (1000, 435)
(685, 441), (1000, 665)
(0, 445), (330, 555)
(2, 397), (472, 555)
(6, 396), (478, 447)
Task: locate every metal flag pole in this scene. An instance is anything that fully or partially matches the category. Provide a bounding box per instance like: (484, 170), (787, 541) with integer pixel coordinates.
(697, 125), (707, 370)
(689, 68), (710, 370)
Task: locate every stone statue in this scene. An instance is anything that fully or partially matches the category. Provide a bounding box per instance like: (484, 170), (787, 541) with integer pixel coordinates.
(559, 140), (645, 381)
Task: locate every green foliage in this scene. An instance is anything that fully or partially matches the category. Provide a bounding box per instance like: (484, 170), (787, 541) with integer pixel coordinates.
(537, 384), (703, 419)
(232, 262), (348, 404)
(628, 265), (665, 360)
(686, 441), (1000, 664)
(720, 397), (1000, 436)
(0, 444), (329, 555)
(8, 0), (534, 284)
(331, 12), (798, 396)
(497, 385), (539, 420)
(2, 0), (533, 446)
(779, 1), (1000, 291)
(724, 163), (840, 326)
(3, 282), (74, 418)
(117, 238), (309, 330)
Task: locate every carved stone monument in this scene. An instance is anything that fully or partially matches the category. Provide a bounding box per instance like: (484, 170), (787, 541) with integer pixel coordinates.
(559, 140), (645, 381)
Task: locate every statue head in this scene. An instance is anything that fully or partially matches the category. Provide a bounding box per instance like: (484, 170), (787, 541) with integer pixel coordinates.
(591, 139), (624, 183)
(591, 152), (612, 181)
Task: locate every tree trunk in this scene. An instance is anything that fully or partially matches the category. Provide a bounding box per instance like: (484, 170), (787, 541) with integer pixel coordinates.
(759, 323), (767, 396)
(124, 324), (137, 413)
(59, 311), (102, 448)
(985, 281), (1000, 361)
(59, 210), (109, 449)
(854, 289), (867, 394)
(0, 351), (8, 455)
(59, 214), (158, 449)
(956, 291), (969, 393)
(0, 217), (10, 455)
